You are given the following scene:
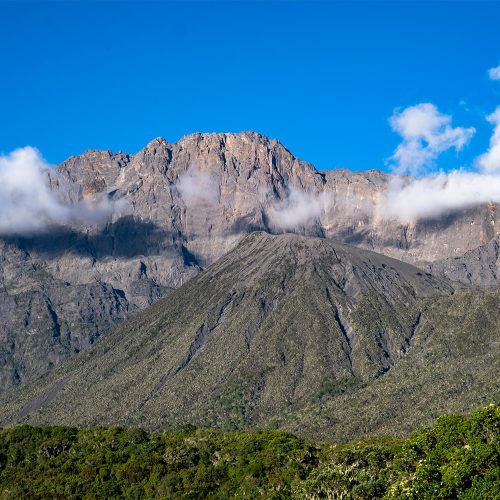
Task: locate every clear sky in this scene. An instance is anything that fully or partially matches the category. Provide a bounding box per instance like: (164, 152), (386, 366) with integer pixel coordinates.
(1, 0), (500, 171)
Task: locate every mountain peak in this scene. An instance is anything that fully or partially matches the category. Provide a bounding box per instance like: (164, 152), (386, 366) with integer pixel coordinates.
(144, 137), (169, 149)
(175, 130), (281, 150)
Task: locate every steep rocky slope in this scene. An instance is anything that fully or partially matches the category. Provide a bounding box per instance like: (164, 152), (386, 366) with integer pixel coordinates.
(1, 131), (499, 391)
(427, 236), (500, 286)
(0, 232), (460, 437)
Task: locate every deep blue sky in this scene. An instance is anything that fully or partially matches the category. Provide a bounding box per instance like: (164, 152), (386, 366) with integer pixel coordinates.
(1, 0), (500, 171)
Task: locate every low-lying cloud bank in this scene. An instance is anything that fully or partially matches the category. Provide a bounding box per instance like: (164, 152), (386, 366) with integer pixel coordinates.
(378, 171), (500, 222)
(0, 147), (117, 235)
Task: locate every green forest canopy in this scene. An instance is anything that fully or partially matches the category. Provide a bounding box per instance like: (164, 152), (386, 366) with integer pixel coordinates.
(0, 405), (499, 499)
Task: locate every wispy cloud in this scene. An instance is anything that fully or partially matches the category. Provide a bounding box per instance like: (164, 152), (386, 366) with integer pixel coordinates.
(175, 167), (220, 205)
(488, 64), (500, 81)
(0, 147), (116, 235)
(476, 106), (500, 173)
(389, 103), (475, 175)
(267, 187), (330, 231)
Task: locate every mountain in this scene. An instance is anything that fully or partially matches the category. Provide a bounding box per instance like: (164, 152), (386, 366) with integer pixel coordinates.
(1, 131), (499, 392)
(2, 231), (482, 441)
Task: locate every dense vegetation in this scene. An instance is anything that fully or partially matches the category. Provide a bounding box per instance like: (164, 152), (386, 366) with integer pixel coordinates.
(0, 405), (498, 499)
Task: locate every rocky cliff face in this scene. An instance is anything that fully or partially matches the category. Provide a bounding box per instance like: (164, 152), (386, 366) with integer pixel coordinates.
(1, 131), (499, 391)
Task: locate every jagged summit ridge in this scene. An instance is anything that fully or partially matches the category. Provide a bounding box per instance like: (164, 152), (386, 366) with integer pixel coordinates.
(68, 131), (291, 167)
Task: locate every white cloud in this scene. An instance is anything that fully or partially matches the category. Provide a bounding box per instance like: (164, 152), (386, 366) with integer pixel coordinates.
(267, 187), (330, 230)
(175, 167), (219, 205)
(378, 171), (500, 223)
(0, 147), (116, 235)
(378, 104), (500, 222)
(476, 106), (500, 173)
(389, 103), (475, 174)
(488, 64), (500, 81)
